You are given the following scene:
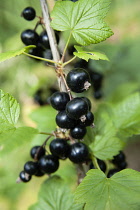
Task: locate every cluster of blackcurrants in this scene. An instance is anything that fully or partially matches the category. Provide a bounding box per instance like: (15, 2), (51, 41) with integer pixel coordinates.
(19, 140), (90, 183)
(50, 68), (94, 139)
(20, 7), (59, 61)
(90, 151), (127, 177)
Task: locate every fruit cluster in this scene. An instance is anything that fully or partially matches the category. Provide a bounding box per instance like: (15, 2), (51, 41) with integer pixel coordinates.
(21, 7), (59, 61)
(19, 140), (90, 183)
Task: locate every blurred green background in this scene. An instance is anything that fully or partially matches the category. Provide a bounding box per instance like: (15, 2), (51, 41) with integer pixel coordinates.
(0, 0), (140, 209)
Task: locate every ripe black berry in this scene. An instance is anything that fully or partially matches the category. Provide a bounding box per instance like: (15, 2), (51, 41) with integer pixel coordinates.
(70, 125), (87, 139)
(68, 142), (89, 163)
(56, 111), (78, 129)
(74, 59), (88, 69)
(19, 171), (32, 182)
(66, 68), (91, 93)
(35, 169), (45, 177)
(22, 7), (36, 21)
(49, 138), (70, 159)
(39, 155), (59, 174)
(30, 146), (46, 160)
(66, 97), (89, 120)
(50, 92), (70, 111)
(112, 151), (125, 165)
(117, 161), (127, 170)
(90, 159), (106, 173)
(107, 169), (120, 178)
(24, 161), (38, 175)
(28, 46), (44, 59)
(94, 90), (102, 99)
(90, 71), (103, 91)
(79, 112), (94, 127)
(39, 31), (50, 49)
(21, 29), (39, 45)
(81, 97), (92, 110)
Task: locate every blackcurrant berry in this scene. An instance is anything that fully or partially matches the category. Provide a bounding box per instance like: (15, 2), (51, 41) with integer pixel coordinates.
(22, 7), (36, 21)
(66, 97), (89, 120)
(24, 161), (39, 175)
(112, 151), (125, 165)
(116, 161), (127, 170)
(74, 59), (88, 69)
(66, 68), (91, 93)
(70, 125), (87, 139)
(107, 169), (120, 178)
(30, 146), (46, 160)
(81, 97), (92, 110)
(49, 138), (70, 159)
(94, 90), (102, 99)
(68, 142), (89, 164)
(21, 29), (39, 45)
(79, 112), (94, 127)
(35, 169), (45, 177)
(39, 31), (50, 49)
(56, 111), (78, 129)
(39, 155), (59, 174)
(28, 46), (44, 59)
(44, 49), (53, 61)
(50, 92), (70, 111)
(90, 159), (106, 173)
(90, 71), (103, 90)
(19, 171), (32, 182)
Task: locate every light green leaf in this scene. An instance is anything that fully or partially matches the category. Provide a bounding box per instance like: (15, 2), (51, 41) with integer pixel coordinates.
(75, 169), (140, 210)
(90, 111), (123, 160)
(74, 46), (109, 61)
(0, 89), (20, 125)
(30, 106), (57, 133)
(29, 175), (83, 210)
(51, 0), (113, 46)
(0, 126), (38, 156)
(113, 92), (140, 137)
(0, 90), (38, 155)
(0, 45), (36, 63)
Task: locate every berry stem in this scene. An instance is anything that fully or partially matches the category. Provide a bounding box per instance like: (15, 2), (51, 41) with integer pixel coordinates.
(61, 32), (72, 62)
(39, 132), (54, 136)
(23, 52), (57, 64)
(92, 156), (100, 170)
(62, 55), (77, 67)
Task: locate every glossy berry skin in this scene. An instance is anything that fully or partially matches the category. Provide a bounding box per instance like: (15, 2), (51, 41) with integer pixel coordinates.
(74, 59), (88, 69)
(79, 112), (94, 127)
(56, 111), (78, 129)
(39, 155), (59, 174)
(90, 159), (106, 173)
(39, 31), (50, 49)
(68, 142), (89, 164)
(22, 7), (36, 21)
(81, 97), (92, 110)
(66, 97), (89, 120)
(21, 29), (39, 45)
(30, 146), (46, 160)
(49, 138), (70, 159)
(29, 46), (44, 60)
(66, 68), (91, 93)
(112, 151), (125, 165)
(35, 169), (45, 177)
(19, 171), (32, 182)
(107, 169), (120, 178)
(70, 125), (86, 139)
(50, 92), (70, 111)
(24, 161), (39, 175)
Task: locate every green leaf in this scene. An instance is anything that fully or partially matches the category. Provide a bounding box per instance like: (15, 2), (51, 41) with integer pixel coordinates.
(113, 92), (140, 137)
(51, 0), (113, 46)
(0, 90), (20, 125)
(30, 106), (57, 133)
(74, 46), (109, 61)
(0, 126), (38, 156)
(29, 175), (83, 210)
(0, 45), (36, 63)
(0, 90), (38, 155)
(90, 111), (123, 160)
(75, 169), (140, 210)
